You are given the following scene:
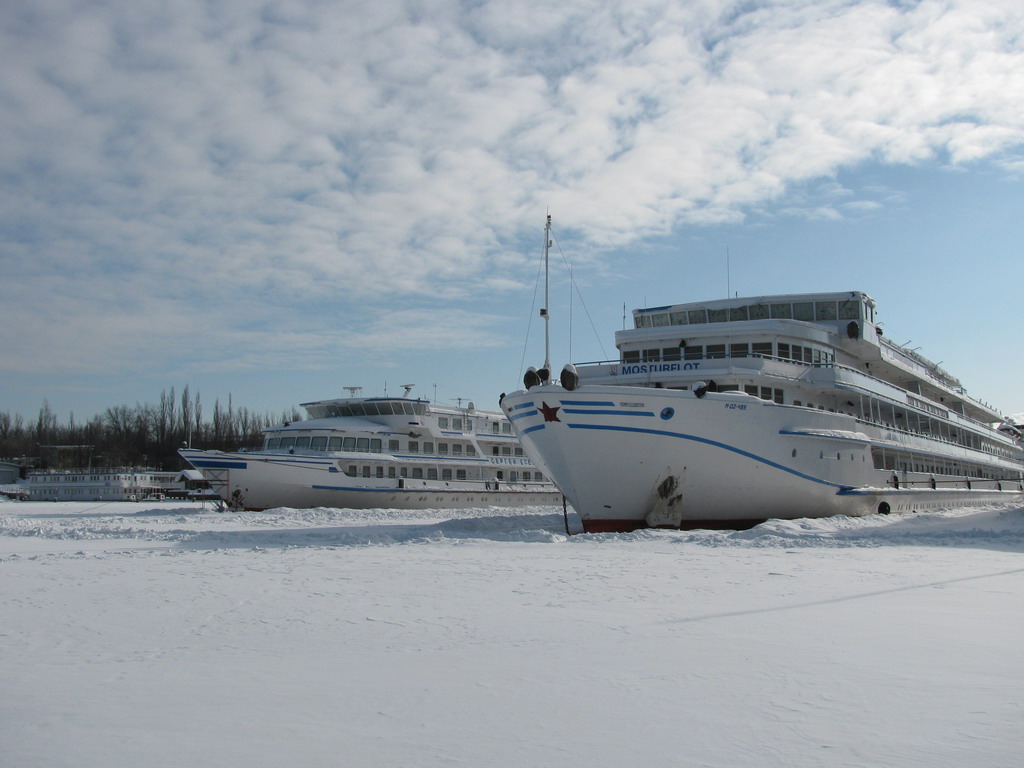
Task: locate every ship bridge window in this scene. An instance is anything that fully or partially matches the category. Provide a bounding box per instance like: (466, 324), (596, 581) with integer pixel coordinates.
(636, 314), (652, 328)
(279, 437), (296, 449)
(730, 306), (749, 321)
(267, 438), (280, 449)
(663, 347), (681, 361)
(684, 345), (702, 360)
(294, 437), (311, 449)
(670, 311), (688, 325)
(752, 342), (772, 357)
(815, 302), (838, 321)
(623, 350), (640, 363)
(343, 437), (356, 451)
(643, 348), (660, 361)
(708, 308), (728, 323)
(749, 304), (770, 320)
(793, 302), (814, 321)
(770, 303), (792, 319)
(839, 300), (860, 320)
(688, 309), (707, 324)
(706, 344), (726, 358)
(730, 343), (749, 358)
(651, 313), (669, 327)
(311, 436), (328, 451)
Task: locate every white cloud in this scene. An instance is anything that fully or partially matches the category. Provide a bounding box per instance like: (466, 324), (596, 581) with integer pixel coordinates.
(2, 0), (1024, 381)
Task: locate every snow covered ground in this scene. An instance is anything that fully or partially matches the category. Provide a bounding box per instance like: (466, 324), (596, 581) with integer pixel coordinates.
(2, 498), (1022, 768)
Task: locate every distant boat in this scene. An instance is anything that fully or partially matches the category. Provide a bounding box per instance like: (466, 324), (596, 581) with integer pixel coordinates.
(180, 389), (562, 510)
(500, 221), (1024, 532)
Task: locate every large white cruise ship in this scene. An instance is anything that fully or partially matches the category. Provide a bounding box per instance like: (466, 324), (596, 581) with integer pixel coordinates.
(501, 290), (1024, 532)
(180, 390), (561, 510)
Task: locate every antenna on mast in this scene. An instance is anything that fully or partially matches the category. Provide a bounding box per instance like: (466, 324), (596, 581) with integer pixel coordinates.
(541, 213), (552, 375)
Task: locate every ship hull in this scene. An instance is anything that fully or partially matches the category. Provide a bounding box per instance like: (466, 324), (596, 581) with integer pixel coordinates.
(503, 385), (1022, 533)
(181, 449), (562, 511)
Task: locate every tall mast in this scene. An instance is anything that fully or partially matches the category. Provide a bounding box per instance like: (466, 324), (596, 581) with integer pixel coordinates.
(542, 214), (552, 374)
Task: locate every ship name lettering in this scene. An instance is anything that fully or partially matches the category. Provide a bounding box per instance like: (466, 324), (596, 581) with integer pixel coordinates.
(617, 362), (700, 376)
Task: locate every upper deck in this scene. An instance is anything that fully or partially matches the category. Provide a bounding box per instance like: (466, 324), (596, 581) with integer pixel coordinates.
(576, 290), (1002, 424)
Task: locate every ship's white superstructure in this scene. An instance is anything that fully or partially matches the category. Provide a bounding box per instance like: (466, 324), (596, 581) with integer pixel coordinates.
(502, 290), (1023, 532)
(180, 394), (561, 510)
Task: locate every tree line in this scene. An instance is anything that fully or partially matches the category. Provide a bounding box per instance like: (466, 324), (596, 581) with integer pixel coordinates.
(0, 386), (302, 472)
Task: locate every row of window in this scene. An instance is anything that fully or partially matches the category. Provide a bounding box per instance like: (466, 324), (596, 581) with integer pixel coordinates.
(871, 446), (1021, 482)
(623, 341), (836, 366)
(264, 434), (524, 458)
(636, 298), (867, 329)
(343, 464), (544, 483)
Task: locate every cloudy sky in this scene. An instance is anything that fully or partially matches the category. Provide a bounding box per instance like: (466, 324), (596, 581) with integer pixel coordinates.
(3, 0), (1023, 423)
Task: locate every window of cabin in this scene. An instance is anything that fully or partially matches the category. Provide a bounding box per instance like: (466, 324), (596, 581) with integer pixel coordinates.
(355, 438), (369, 452)
(388, 439), (400, 452)
(669, 311), (688, 325)
(729, 306), (749, 321)
(839, 300), (860, 320)
(442, 469), (452, 480)
(707, 308), (727, 323)
(412, 468), (423, 479)
(456, 470), (466, 480)
(749, 304), (770, 320)
(279, 437), (296, 449)
(662, 347), (681, 361)
(452, 418), (462, 430)
(438, 417), (448, 428)
(815, 302), (837, 321)
(423, 442), (434, 453)
(328, 437), (342, 450)
(623, 349), (640, 363)
(311, 436), (328, 451)
(643, 348), (660, 361)
(343, 437), (356, 450)
(770, 303), (792, 319)
(752, 342), (772, 357)
(438, 442), (449, 454)
(684, 345), (703, 360)
(388, 467), (396, 478)
(777, 343), (790, 359)
(376, 467), (384, 478)
(428, 469), (438, 480)
(651, 313), (669, 327)
(502, 424), (511, 434)
(688, 309), (707, 324)
(502, 447), (512, 456)
(706, 344), (726, 358)
(294, 437), (311, 449)
(452, 444), (463, 455)
(793, 302), (814, 321)
(362, 466), (371, 477)
(466, 446), (476, 456)
(730, 343), (748, 358)
(408, 441), (418, 453)
(347, 465), (357, 476)
(267, 438), (280, 449)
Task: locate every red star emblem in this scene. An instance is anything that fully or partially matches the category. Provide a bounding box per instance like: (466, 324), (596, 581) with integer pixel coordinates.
(538, 401), (561, 422)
